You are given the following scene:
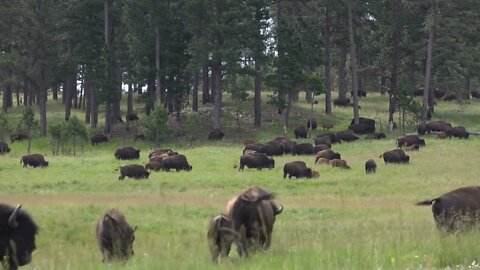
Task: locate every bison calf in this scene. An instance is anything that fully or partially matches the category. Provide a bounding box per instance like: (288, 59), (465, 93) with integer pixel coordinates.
(365, 159), (377, 174)
(207, 215), (236, 262)
(96, 209), (137, 262)
(21, 154), (49, 168)
(283, 161), (317, 179)
(329, 159), (351, 169)
(117, 165), (150, 180)
(114, 147), (140, 160)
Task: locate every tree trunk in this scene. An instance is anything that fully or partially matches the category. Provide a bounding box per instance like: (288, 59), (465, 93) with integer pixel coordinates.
(52, 84), (58, 100)
(423, 0), (436, 121)
(254, 57), (262, 127)
(408, 53), (416, 94)
(23, 79), (29, 106)
(388, 0), (401, 129)
(324, 6), (332, 115)
(145, 75), (155, 115)
(16, 84), (20, 106)
(155, 24), (162, 103)
(380, 76), (387, 95)
(39, 81), (47, 136)
(103, 0), (113, 133)
(85, 74), (91, 124)
(78, 79), (84, 110)
(210, 66), (216, 104)
(192, 72), (199, 112)
(348, 3), (360, 125)
(212, 62), (222, 130)
(202, 65), (210, 104)
(126, 83), (133, 130)
(112, 66), (122, 125)
(2, 86), (12, 113)
(338, 43), (348, 100)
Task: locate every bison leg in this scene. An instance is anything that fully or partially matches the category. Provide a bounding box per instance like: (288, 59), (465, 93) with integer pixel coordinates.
(118, 175), (125, 180)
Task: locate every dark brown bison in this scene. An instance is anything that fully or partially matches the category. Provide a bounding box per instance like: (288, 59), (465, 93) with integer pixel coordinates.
(380, 149), (410, 164)
(159, 154), (192, 171)
(397, 135), (425, 148)
(224, 187), (283, 257)
(0, 204), (38, 269)
(125, 113), (139, 121)
(96, 209), (136, 261)
(315, 150), (341, 162)
(426, 120), (452, 133)
(434, 89), (446, 99)
(333, 98), (350, 107)
(414, 89), (424, 97)
(307, 119), (317, 130)
(471, 90), (480, 99)
(350, 117), (376, 127)
(10, 133), (29, 143)
(117, 165), (150, 180)
(322, 122), (334, 130)
(207, 214), (236, 262)
(416, 186), (480, 233)
(0, 142), (11, 154)
(144, 162), (162, 172)
(294, 126), (308, 139)
(283, 161), (318, 179)
(336, 130), (359, 142)
(443, 93), (457, 101)
(91, 134), (108, 145)
(445, 126), (469, 139)
(277, 140), (296, 155)
(292, 143), (314, 155)
(417, 124), (428, 135)
(313, 144), (330, 154)
(239, 153), (274, 171)
(208, 129), (225, 140)
(114, 147), (140, 160)
(316, 132), (340, 143)
(329, 159), (351, 169)
(348, 123), (375, 134)
(314, 136), (332, 147)
(21, 154), (49, 168)
(365, 159), (377, 174)
(365, 132), (386, 140)
(261, 141), (284, 156)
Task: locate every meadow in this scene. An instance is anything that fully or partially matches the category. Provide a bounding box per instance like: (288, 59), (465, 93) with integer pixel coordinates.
(1, 93), (480, 269)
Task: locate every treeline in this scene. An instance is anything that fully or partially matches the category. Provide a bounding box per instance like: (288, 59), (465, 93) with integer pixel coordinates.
(0, 0), (479, 136)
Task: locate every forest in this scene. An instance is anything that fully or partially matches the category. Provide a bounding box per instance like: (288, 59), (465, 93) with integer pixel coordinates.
(1, 0), (479, 138)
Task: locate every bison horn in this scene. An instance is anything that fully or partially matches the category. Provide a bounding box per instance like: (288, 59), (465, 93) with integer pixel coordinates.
(8, 204), (22, 229)
(133, 225), (138, 232)
(275, 205), (283, 215)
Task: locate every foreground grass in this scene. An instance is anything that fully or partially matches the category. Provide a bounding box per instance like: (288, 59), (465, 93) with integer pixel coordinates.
(0, 93), (480, 269)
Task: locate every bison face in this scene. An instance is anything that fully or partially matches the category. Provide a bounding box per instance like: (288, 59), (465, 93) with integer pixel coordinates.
(12, 233), (36, 266)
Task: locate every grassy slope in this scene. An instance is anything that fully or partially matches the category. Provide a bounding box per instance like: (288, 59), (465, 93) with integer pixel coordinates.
(1, 93), (480, 269)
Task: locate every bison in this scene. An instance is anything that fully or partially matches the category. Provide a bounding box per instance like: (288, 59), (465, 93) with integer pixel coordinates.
(149, 149), (177, 160)
(436, 132), (447, 139)
(10, 133), (29, 143)
(397, 135), (425, 148)
(336, 130), (359, 142)
(125, 113), (139, 121)
(239, 153), (274, 171)
(416, 186), (480, 233)
(0, 204), (38, 270)
(443, 93), (457, 101)
(365, 132), (386, 140)
(380, 149), (410, 164)
(0, 142), (11, 154)
(207, 214), (236, 262)
(445, 126), (469, 139)
(261, 141), (284, 156)
(316, 132), (340, 143)
(314, 136), (332, 147)
(348, 123), (375, 134)
(426, 120), (452, 133)
(114, 147), (140, 160)
(292, 143), (314, 155)
(307, 119), (317, 130)
(322, 122), (334, 130)
(283, 161), (318, 179)
(434, 89), (446, 99)
(350, 117), (376, 127)
(91, 134), (108, 145)
(277, 140), (297, 155)
(329, 159), (351, 169)
(294, 126), (308, 139)
(315, 150), (341, 162)
(365, 159), (377, 174)
(159, 154), (192, 172)
(117, 165), (150, 180)
(333, 98), (351, 107)
(208, 129), (225, 140)
(313, 144), (330, 154)
(471, 90), (480, 99)
(144, 162), (162, 172)
(21, 154), (49, 168)
(315, 157), (330, 165)
(96, 209), (137, 262)
(243, 139), (256, 146)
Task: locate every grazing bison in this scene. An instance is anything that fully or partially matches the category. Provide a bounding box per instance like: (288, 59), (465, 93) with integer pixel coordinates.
(0, 204), (38, 270)
(397, 135), (425, 148)
(417, 124), (428, 135)
(208, 129), (225, 140)
(114, 147), (140, 160)
(125, 113), (139, 121)
(426, 120), (452, 133)
(333, 98), (351, 107)
(261, 141), (284, 156)
(283, 161), (318, 179)
(416, 186), (480, 233)
(365, 132), (386, 140)
(10, 133), (29, 143)
(313, 144), (330, 154)
(329, 159), (351, 169)
(348, 123), (375, 134)
(117, 165), (150, 180)
(0, 142), (11, 154)
(380, 149), (410, 164)
(144, 162), (162, 172)
(277, 140), (296, 155)
(365, 159), (377, 174)
(445, 126), (469, 139)
(224, 187), (283, 257)
(21, 154), (49, 168)
(307, 119), (317, 130)
(322, 122), (334, 130)
(316, 132), (340, 143)
(207, 214), (236, 262)
(96, 209), (136, 262)
(314, 136), (332, 147)
(294, 126), (308, 139)
(239, 153), (274, 171)
(292, 143), (314, 155)
(160, 154), (192, 172)
(315, 150), (341, 162)
(336, 130), (359, 142)
(91, 134), (108, 145)
(315, 157), (330, 165)
(436, 132), (447, 139)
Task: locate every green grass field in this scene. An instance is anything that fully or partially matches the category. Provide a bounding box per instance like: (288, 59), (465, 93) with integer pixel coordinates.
(1, 93), (480, 269)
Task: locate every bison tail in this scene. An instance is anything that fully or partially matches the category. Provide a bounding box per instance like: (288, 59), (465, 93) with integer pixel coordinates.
(114, 166), (121, 172)
(415, 199), (435, 206)
(378, 154), (383, 158)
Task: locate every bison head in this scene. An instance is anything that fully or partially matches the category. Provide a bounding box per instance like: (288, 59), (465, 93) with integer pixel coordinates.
(0, 204), (38, 268)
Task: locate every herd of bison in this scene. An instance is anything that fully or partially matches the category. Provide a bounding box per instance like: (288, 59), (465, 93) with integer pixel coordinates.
(1, 116), (480, 268)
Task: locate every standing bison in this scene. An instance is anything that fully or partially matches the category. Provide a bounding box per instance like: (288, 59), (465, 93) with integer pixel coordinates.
(294, 126), (308, 139)
(0, 142), (11, 154)
(380, 149), (410, 164)
(117, 165), (150, 180)
(21, 154), (49, 168)
(292, 143), (314, 155)
(365, 132), (386, 140)
(207, 214), (235, 262)
(91, 134), (108, 145)
(348, 123), (375, 134)
(159, 154), (192, 171)
(329, 159), (351, 169)
(397, 135), (425, 148)
(283, 161), (318, 179)
(114, 147), (140, 160)
(125, 113), (139, 121)
(239, 153), (274, 171)
(0, 204), (38, 270)
(365, 159), (377, 174)
(416, 186), (480, 232)
(96, 209), (137, 261)
(208, 129), (225, 140)
(445, 126), (469, 139)
(10, 133), (29, 143)
(307, 119), (317, 130)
